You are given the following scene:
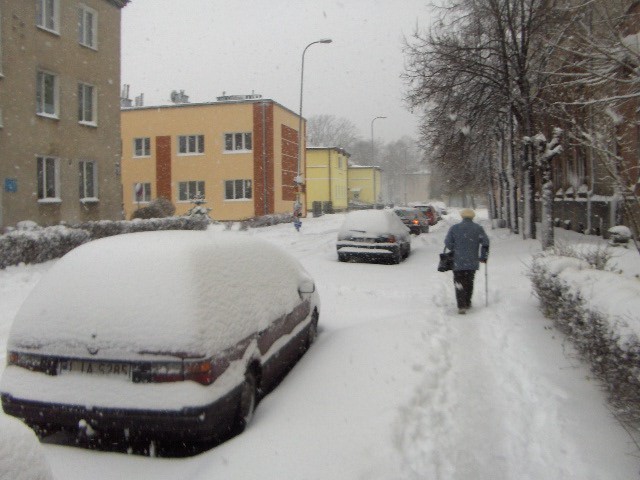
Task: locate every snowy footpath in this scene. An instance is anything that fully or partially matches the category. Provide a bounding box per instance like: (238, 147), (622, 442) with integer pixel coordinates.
(1, 209), (639, 479)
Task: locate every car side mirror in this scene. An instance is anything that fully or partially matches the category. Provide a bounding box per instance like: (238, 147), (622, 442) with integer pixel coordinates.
(298, 280), (315, 298)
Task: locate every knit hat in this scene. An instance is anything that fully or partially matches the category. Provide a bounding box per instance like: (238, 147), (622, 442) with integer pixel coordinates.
(460, 208), (475, 219)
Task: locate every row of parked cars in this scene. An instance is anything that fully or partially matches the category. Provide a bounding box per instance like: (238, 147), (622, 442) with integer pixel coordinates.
(336, 202), (447, 265)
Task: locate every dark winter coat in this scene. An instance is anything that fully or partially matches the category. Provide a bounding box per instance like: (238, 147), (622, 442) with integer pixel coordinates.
(444, 218), (490, 271)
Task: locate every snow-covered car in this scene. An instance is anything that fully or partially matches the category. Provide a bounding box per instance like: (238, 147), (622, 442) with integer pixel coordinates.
(392, 206), (430, 234)
(0, 231), (320, 448)
(336, 209), (411, 264)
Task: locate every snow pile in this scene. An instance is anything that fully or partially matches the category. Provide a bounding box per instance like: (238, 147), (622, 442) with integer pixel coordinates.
(0, 414), (54, 480)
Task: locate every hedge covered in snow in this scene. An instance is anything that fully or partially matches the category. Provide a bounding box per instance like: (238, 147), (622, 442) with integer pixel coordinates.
(0, 216), (210, 269)
(529, 251), (640, 424)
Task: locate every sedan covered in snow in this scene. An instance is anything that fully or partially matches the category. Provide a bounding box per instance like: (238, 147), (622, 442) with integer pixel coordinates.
(336, 209), (411, 264)
(0, 231), (320, 449)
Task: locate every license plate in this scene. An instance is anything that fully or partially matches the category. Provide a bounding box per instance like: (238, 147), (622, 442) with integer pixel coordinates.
(59, 360), (132, 379)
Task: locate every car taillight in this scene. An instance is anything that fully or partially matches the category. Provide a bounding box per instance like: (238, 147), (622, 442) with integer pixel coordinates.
(412, 219), (419, 225)
(386, 235), (397, 243)
(8, 351), (57, 375)
(134, 357), (230, 385)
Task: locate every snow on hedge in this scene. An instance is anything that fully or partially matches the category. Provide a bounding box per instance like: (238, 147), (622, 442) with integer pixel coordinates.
(533, 254), (640, 345)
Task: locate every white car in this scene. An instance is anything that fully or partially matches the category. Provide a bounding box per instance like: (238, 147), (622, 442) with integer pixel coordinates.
(336, 209), (411, 264)
(1, 231), (320, 450)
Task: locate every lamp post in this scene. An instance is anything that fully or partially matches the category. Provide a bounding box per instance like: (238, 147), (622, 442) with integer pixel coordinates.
(370, 116), (386, 207)
(296, 38), (332, 215)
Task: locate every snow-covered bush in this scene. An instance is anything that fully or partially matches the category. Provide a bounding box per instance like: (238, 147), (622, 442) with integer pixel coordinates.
(130, 197), (176, 219)
(529, 253), (640, 424)
(0, 225), (90, 269)
(239, 213), (295, 229)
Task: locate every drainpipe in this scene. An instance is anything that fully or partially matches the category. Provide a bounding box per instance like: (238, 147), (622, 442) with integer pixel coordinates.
(262, 101), (268, 215)
(328, 149), (332, 209)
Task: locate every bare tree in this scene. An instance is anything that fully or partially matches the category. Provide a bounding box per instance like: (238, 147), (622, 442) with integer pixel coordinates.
(404, 0), (567, 241)
(306, 115), (361, 152)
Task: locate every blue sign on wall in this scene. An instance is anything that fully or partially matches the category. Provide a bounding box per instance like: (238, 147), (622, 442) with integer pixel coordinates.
(4, 178), (17, 193)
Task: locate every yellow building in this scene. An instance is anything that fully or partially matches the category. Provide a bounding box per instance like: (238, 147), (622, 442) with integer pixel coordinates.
(305, 147), (349, 213)
(348, 166), (382, 206)
(121, 97), (305, 221)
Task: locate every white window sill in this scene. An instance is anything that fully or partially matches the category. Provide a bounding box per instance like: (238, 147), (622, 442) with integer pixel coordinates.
(36, 25), (60, 36)
(79, 121), (98, 128)
(224, 198), (252, 202)
(177, 153), (205, 157)
(36, 112), (59, 121)
(133, 155), (151, 159)
(80, 197), (99, 204)
(223, 150), (253, 154)
(37, 198), (62, 204)
(79, 42), (98, 52)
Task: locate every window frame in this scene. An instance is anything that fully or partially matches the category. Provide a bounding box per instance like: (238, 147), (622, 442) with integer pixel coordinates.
(133, 182), (152, 203)
(178, 180), (205, 202)
(78, 82), (97, 126)
(37, 155), (61, 202)
(224, 179), (252, 201)
(36, 0), (60, 34)
(78, 4), (98, 49)
(36, 70), (59, 118)
(224, 132), (252, 153)
(79, 160), (98, 202)
(133, 137), (151, 157)
(177, 134), (205, 156)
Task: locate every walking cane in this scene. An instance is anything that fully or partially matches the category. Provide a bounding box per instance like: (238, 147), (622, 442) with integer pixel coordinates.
(484, 260), (489, 307)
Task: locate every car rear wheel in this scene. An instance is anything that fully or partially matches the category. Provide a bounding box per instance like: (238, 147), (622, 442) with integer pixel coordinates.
(390, 248), (402, 265)
(236, 370), (257, 432)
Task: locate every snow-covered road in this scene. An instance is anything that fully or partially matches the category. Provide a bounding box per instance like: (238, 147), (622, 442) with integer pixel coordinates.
(1, 210), (638, 479)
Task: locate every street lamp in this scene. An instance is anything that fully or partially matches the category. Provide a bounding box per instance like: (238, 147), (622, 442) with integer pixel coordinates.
(370, 116), (386, 163)
(295, 38), (332, 213)
(370, 116), (386, 207)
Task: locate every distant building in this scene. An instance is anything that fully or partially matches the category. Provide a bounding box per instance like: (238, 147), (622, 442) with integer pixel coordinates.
(120, 98), (306, 221)
(348, 165), (382, 206)
(0, 0), (129, 229)
(306, 147), (350, 213)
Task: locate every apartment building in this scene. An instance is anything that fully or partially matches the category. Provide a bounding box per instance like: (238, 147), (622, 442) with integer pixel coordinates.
(120, 98), (305, 221)
(306, 147), (349, 213)
(0, 0), (128, 229)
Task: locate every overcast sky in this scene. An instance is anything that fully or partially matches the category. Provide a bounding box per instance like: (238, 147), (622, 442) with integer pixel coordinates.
(120, 0), (431, 144)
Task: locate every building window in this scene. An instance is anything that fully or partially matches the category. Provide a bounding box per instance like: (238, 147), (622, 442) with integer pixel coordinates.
(78, 4), (97, 49)
(79, 160), (98, 201)
(78, 83), (96, 125)
(36, 0), (59, 33)
(224, 132), (252, 152)
(133, 182), (151, 203)
(178, 135), (204, 155)
(36, 70), (59, 118)
(134, 137), (151, 157)
(178, 181), (205, 201)
(37, 156), (60, 201)
(225, 179), (252, 200)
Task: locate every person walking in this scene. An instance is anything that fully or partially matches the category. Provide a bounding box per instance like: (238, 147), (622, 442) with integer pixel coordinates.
(444, 208), (490, 314)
